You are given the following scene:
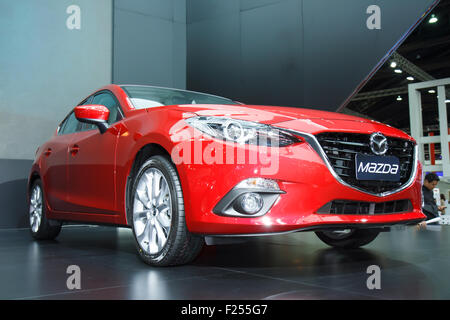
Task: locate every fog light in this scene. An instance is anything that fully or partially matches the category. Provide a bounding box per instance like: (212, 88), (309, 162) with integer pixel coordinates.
(239, 193), (263, 214)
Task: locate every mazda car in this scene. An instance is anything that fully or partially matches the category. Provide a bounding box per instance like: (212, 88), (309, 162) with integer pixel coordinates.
(27, 84), (425, 266)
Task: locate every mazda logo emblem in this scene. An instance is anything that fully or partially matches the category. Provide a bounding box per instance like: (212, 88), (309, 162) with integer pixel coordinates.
(370, 132), (388, 155)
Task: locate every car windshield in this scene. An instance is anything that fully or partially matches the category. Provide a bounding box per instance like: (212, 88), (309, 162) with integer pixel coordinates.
(121, 85), (237, 109)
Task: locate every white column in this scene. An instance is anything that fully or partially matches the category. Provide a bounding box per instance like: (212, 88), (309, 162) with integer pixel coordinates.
(438, 85), (450, 176)
(408, 84), (425, 163)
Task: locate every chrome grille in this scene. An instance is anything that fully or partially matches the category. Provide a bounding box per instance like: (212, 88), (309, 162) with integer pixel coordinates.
(316, 132), (415, 194)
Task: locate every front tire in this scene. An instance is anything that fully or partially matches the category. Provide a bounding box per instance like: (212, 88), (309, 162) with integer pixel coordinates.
(315, 228), (380, 249)
(130, 155), (204, 266)
(29, 179), (62, 240)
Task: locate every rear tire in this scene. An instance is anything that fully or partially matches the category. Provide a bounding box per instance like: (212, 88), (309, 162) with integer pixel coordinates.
(28, 179), (62, 240)
(130, 155), (204, 266)
(315, 228), (380, 249)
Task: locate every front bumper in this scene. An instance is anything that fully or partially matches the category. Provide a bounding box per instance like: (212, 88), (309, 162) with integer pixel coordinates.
(176, 135), (425, 236)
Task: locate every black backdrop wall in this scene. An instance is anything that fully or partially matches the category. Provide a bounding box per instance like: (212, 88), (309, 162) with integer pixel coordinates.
(187, 0), (437, 110)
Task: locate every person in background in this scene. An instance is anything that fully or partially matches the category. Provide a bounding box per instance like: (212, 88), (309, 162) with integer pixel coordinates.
(418, 173), (445, 229)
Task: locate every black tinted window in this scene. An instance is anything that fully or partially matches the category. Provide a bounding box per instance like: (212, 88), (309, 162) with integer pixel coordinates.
(60, 112), (78, 135)
(78, 97), (96, 132)
(92, 92), (122, 124)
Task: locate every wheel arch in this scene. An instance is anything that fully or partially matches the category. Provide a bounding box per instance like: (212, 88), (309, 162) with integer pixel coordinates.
(27, 171), (41, 199)
(125, 143), (173, 226)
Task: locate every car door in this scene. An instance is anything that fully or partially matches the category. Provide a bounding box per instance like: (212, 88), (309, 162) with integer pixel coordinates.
(41, 111), (79, 212)
(66, 91), (124, 214)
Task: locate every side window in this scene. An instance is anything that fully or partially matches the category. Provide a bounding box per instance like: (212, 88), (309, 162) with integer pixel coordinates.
(60, 112), (78, 135)
(78, 97), (96, 132)
(57, 117), (68, 135)
(91, 92), (122, 125)
(58, 97), (92, 135)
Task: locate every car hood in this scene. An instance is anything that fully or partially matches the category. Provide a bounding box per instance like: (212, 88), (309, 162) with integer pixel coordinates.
(170, 104), (413, 140)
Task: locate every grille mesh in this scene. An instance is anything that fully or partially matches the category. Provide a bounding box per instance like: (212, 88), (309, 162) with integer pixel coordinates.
(317, 199), (412, 215)
(316, 132), (415, 194)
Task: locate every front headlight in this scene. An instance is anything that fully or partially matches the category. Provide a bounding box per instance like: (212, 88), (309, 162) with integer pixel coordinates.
(185, 116), (300, 147)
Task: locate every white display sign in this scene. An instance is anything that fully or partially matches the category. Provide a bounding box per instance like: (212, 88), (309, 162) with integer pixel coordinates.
(433, 187), (441, 206)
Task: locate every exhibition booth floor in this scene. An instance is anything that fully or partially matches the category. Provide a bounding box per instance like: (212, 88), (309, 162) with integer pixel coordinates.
(1, 224), (449, 299)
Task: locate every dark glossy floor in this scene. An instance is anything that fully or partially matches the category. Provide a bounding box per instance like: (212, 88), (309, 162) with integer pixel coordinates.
(1, 224), (449, 299)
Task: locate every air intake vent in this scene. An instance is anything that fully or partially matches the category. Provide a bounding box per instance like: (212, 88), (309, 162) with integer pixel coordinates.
(317, 199), (412, 215)
(316, 132), (415, 194)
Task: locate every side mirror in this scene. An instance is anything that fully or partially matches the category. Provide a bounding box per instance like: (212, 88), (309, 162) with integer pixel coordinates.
(74, 105), (110, 134)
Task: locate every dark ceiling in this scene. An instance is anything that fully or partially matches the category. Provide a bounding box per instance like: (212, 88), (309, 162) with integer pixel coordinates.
(345, 0), (450, 132)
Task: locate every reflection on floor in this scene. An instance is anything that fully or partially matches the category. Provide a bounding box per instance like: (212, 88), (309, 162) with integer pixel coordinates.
(0, 224), (449, 299)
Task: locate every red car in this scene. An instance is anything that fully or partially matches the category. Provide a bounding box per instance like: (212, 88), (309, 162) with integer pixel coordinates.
(28, 84), (425, 266)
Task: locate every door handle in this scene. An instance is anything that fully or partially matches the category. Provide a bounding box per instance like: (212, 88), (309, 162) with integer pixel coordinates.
(43, 148), (52, 156)
(70, 145), (80, 156)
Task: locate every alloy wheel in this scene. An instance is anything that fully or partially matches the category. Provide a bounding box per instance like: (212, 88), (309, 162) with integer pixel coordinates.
(133, 168), (172, 255)
(321, 229), (354, 240)
(29, 185), (43, 233)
